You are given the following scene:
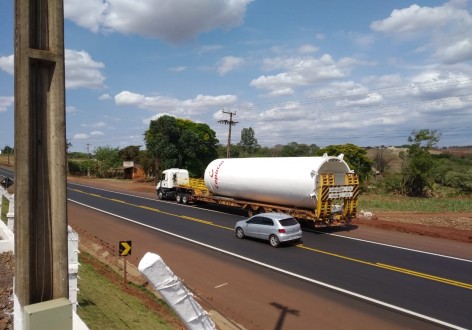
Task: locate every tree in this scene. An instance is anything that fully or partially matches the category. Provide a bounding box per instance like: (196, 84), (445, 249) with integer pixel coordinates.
(316, 143), (372, 182)
(373, 147), (392, 173)
(94, 146), (121, 178)
(145, 115), (219, 177)
(120, 145), (141, 161)
(2, 146), (13, 154)
(401, 129), (441, 196)
(66, 140), (72, 153)
(279, 142), (319, 157)
(138, 150), (156, 178)
(238, 127), (260, 155)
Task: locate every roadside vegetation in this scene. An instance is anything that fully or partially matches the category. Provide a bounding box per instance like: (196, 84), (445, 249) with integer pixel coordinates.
(3, 123), (472, 204)
(360, 194), (471, 213)
(77, 252), (181, 329)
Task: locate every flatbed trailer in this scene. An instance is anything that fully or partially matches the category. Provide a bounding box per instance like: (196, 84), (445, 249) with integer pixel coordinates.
(173, 173), (359, 228)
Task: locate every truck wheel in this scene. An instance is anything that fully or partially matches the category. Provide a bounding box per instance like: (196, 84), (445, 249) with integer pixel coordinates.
(176, 193), (182, 204)
(236, 227), (245, 239)
(182, 194), (189, 205)
(158, 190), (164, 200)
(269, 235), (280, 248)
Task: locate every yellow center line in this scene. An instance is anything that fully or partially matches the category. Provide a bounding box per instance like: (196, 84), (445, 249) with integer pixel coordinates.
(70, 188), (471, 290)
(297, 244), (472, 290)
(70, 188), (234, 231)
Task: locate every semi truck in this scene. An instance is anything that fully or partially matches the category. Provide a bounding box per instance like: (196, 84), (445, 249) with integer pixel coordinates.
(156, 154), (359, 227)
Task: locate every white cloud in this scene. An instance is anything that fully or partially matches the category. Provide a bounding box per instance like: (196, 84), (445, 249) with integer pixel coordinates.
(169, 66), (186, 72)
(90, 131), (104, 135)
(73, 133), (89, 139)
(0, 96), (14, 113)
(336, 93), (383, 107)
(0, 55), (14, 75)
(82, 121), (106, 128)
(217, 56), (244, 75)
(64, 0), (253, 44)
(370, 3), (456, 35)
(99, 93), (112, 100)
(266, 88), (294, 97)
(142, 112), (176, 125)
(66, 106), (78, 113)
(298, 44), (318, 54)
(66, 49), (106, 89)
(64, 0), (108, 33)
(251, 54), (362, 94)
(436, 38), (472, 64)
(371, 1), (472, 64)
(408, 70), (472, 98)
(115, 91), (237, 116)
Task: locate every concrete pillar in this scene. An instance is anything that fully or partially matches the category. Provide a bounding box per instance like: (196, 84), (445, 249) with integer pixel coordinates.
(14, 0), (68, 308)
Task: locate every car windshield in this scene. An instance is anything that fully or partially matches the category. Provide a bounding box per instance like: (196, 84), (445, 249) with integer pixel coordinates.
(278, 218), (298, 226)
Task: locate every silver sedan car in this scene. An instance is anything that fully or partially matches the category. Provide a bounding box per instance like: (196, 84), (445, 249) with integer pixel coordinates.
(234, 212), (302, 247)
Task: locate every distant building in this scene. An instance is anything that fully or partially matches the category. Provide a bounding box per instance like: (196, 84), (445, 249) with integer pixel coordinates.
(123, 161), (145, 180)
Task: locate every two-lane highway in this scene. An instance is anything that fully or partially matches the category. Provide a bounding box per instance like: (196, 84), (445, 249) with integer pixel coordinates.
(67, 181), (472, 329)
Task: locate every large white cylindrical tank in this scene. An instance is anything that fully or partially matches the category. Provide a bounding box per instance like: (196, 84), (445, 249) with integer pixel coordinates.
(204, 155), (352, 209)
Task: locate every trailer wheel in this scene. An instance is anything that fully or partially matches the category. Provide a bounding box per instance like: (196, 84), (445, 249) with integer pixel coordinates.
(158, 190), (164, 200)
(176, 193), (182, 204)
(182, 194), (190, 205)
(245, 207), (254, 217)
(269, 235), (280, 248)
(236, 227), (245, 239)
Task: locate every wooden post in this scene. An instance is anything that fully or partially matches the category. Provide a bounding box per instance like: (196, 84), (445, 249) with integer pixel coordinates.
(123, 258), (127, 284)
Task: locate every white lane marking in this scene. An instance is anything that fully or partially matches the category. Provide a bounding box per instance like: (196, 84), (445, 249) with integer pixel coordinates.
(69, 199), (467, 330)
(214, 283), (228, 289)
(309, 230), (472, 263)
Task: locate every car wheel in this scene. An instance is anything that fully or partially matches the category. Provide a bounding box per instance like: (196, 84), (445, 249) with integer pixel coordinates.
(236, 227), (245, 239)
(182, 194), (189, 205)
(158, 190), (164, 200)
(269, 235), (280, 248)
(176, 193), (182, 204)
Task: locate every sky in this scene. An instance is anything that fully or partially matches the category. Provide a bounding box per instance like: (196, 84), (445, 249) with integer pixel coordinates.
(1, 0), (472, 153)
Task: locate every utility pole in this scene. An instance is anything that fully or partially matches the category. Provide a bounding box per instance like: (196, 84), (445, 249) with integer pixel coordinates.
(86, 143), (91, 177)
(14, 0), (69, 325)
(218, 110), (238, 158)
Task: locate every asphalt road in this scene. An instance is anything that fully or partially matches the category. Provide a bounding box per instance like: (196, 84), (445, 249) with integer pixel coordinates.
(66, 181), (472, 329)
(2, 166), (471, 329)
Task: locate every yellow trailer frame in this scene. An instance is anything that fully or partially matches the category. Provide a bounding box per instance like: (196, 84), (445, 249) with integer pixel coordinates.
(176, 173), (359, 227)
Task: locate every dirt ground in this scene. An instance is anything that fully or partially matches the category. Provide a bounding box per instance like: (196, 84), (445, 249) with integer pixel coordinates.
(1, 177), (471, 329)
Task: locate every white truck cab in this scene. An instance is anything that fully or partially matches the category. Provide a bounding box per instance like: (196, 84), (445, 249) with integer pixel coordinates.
(156, 168), (189, 200)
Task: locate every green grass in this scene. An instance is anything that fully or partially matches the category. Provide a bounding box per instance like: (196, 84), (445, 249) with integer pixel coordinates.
(360, 194), (472, 212)
(77, 253), (178, 330)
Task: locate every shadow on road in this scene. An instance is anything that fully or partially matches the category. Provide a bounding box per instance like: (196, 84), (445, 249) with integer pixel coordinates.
(270, 302), (299, 330)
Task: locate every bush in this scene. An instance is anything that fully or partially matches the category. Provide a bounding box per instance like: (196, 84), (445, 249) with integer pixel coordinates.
(381, 173), (404, 194)
(68, 160), (96, 176)
(444, 170), (472, 193)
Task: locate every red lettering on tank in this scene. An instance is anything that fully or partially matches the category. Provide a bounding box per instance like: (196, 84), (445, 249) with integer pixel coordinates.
(214, 160), (224, 189)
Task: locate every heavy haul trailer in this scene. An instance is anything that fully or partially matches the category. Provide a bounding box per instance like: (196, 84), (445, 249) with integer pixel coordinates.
(156, 155), (359, 227)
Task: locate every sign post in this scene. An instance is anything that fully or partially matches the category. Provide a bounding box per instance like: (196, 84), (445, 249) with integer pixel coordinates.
(119, 241), (132, 284)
